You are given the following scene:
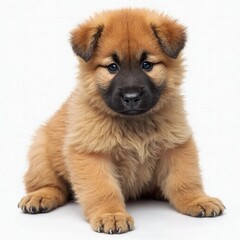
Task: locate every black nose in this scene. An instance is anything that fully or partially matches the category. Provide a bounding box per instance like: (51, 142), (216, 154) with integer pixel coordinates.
(122, 91), (142, 107)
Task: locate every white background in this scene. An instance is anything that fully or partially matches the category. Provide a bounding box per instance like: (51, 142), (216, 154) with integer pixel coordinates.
(0, 0), (240, 239)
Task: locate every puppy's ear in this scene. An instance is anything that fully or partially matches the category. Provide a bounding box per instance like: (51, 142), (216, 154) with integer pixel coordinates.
(151, 17), (186, 59)
(71, 24), (104, 62)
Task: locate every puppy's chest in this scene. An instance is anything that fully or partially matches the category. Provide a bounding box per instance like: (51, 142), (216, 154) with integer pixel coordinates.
(111, 140), (160, 199)
(112, 138), (161, 163)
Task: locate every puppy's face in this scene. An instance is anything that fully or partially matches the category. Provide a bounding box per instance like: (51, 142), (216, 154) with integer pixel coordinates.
(96, 51), (166, 116)
(71, 9), (186, 116)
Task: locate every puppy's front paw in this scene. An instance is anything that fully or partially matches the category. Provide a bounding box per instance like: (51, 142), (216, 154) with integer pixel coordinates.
(18, 194), (56, 214)
(90, 212), (134, 234)
(181, 196), (225, 217)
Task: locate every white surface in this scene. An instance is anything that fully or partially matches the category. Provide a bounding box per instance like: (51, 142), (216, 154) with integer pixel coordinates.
(1, 0), (240, 239)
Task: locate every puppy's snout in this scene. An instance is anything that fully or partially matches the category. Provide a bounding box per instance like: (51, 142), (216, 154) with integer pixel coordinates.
(121, 90), (142, 107)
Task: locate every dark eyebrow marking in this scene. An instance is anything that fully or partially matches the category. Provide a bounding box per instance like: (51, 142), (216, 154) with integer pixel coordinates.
(140, 52), (148, 63)
(112, 53), (120, 65)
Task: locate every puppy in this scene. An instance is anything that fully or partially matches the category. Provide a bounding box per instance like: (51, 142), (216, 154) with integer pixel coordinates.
(18, 9), (224, 234)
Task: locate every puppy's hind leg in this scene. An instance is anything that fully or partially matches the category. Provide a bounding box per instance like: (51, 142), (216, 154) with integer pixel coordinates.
(18, 127), (69, 214)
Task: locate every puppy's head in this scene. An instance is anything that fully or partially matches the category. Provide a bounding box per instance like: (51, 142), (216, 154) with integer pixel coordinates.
(71, 9), (186, 116)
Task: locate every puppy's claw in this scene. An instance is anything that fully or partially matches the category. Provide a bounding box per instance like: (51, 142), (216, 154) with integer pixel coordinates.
(197, 211), (205, 217)
(109, 229), (113, 234)
(117, 228), (122, 234)
(22, 206), (27, 213)
(40, 207), (48, 213)
(32, 206), (37, 214)
(97, 226), (102, 233)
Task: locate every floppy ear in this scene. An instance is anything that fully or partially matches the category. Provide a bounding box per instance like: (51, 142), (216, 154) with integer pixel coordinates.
(151, 17), (186, 59)
(71, 24), (104, 62)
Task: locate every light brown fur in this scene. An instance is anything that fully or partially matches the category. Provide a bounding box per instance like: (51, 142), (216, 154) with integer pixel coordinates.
(19, 9), (224, 234)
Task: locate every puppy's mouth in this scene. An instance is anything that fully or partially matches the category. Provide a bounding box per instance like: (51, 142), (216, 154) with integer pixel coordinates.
(119, 109), (147, 115)
(98, 84), (164, 117)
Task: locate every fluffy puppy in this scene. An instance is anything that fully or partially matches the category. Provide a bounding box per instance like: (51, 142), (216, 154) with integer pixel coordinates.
(18, 8), (224, 234)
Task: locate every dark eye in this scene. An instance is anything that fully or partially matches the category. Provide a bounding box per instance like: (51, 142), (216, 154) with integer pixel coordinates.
(141, 61), (153, 71)
(107, 63), (119, 74)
